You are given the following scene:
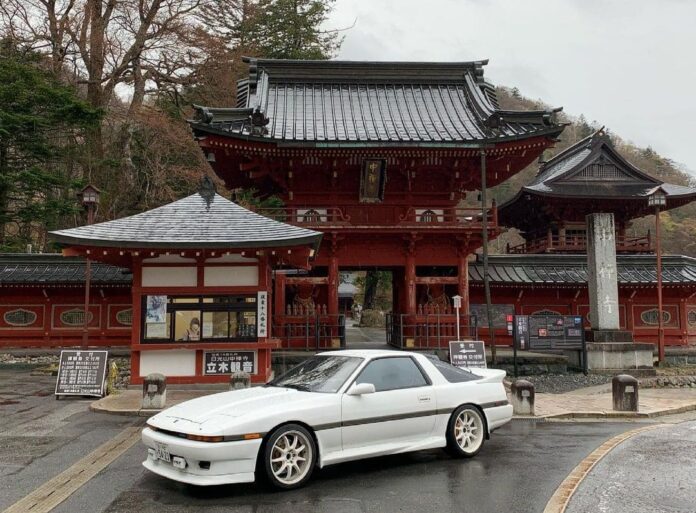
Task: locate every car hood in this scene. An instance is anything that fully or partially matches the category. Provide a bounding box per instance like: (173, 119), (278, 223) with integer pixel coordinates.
(151, 386), (312, 426)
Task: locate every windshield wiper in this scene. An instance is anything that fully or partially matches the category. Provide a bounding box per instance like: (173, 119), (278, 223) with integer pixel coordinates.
(280, 383), (311, 392)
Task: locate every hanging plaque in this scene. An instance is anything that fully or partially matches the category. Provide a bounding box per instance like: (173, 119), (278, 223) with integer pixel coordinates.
(359, 159), (387, 203)
(55, 350), (109, 397)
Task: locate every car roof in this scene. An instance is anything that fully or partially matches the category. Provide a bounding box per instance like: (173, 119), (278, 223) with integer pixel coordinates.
(316, 349), (418, 359)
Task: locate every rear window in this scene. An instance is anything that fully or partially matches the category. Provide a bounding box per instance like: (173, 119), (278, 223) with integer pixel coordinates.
(426, 355), (479, 383)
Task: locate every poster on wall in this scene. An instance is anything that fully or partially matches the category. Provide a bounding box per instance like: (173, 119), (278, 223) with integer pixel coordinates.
(146, 295), (167, 323)
(257, 291), (268, 338)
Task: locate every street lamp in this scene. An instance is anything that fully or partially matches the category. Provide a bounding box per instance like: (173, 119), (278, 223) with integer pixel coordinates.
(78, 184), (101, 349)
(648, 187), (667, 364)
(452, 295), (462, 341)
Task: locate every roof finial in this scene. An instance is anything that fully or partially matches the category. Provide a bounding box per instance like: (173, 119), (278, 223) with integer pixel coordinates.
(199, 175), (217, 209)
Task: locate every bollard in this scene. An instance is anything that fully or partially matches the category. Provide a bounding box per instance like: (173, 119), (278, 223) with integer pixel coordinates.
(230, 371), (251, 390)
(142, 373), (166, 409)
(511, 379), (535, 416)
(612, 374), (639, 412)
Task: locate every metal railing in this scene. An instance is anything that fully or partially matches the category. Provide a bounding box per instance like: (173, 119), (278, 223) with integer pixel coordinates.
(386, 313), (478, 350)
(507, 233), (652, 254)
(273, 314), (346, 350)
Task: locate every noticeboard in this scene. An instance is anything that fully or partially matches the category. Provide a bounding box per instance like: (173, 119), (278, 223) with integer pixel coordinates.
(449, 340), (487, 369)
(514, 315), (584, 351)
(55, 350), (109, 397)
(204, 351), (257, 375)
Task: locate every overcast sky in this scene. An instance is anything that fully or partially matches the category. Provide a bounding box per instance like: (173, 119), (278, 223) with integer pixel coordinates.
(328, 0), (696, 174)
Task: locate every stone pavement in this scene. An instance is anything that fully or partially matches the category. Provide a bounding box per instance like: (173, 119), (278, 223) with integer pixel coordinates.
(527, 388), (696, 419)
(92, 384), (696, 419)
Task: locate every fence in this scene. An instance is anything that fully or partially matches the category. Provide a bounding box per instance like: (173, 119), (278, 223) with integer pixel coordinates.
(273, 314), (346, 350)
(386, 313), (478, 350)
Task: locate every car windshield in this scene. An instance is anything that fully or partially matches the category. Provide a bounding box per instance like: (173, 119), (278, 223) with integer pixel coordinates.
(268, 355), (363, 393)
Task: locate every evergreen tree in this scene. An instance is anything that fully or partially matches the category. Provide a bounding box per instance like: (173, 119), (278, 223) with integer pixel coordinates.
(0, 43), (100, 251)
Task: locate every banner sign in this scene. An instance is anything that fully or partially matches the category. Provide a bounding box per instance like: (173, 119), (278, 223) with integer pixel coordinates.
(55, 350), (109, 397)
(257, 291), (268, 338)
(449, 340), (487, 369)
(204, 351), (257, 375)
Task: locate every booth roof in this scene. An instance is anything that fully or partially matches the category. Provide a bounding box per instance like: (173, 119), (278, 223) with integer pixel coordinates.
(49, 192), (322, 250)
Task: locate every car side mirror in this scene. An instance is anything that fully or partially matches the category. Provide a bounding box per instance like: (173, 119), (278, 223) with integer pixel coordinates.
(347, 382), (376, 396)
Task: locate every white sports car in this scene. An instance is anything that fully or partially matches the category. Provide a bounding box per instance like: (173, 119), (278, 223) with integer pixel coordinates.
(142, 350), (512, 489)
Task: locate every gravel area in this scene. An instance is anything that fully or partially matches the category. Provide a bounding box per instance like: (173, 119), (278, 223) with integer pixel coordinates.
(0, 353), (131, 391)
(514, 373), (613, 394)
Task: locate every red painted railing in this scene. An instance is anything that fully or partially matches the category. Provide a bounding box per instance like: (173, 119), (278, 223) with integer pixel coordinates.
(507, 233), (653, 254)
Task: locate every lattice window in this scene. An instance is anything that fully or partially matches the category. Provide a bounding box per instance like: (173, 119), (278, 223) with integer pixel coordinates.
(640, 308), (671, 326)
(116, 308), (133, 326)
(419, 209), (437, 223)
(4, 309), (37, 327)
(687, 310), (696, 327)
(302, 209), (322, 223)
(60, 308), (93, 326)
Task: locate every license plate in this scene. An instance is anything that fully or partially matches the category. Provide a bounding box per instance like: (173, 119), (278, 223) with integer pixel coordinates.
(155, 443), (171, 462)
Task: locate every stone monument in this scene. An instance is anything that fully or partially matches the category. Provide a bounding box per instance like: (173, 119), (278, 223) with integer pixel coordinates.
(585, 213), (654, 373)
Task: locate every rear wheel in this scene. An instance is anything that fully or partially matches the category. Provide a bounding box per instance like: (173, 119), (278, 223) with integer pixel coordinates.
(263, 424), (316, 489)
(446, 405), (485, 457)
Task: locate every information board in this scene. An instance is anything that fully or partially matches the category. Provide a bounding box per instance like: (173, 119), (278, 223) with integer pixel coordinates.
(55, 350), (109, 397)
(204, 351), (257, 375)
(514, 315), (584, 350)
(448, 341), (487, 369)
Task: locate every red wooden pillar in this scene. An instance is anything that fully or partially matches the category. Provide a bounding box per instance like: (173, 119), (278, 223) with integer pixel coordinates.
(328, 253), (339, 316)
(274, 272), (287, 317)
(130, 254), (142, 382)
(679, 296), (688, 345)
(405, 241), (417, 316)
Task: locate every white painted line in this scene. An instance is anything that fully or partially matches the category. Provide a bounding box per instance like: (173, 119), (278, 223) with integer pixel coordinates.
(2, 426), (141, 513)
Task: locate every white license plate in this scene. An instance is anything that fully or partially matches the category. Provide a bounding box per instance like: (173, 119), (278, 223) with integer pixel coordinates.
(155, 443), (171, 462)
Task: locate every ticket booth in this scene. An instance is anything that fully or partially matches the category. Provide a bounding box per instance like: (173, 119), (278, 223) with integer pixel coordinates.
(50, 180), (322, 384)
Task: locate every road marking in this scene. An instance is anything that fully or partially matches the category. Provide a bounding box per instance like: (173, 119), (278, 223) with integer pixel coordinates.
(2, 426), (141, 513)
(542, 424), (665, 513)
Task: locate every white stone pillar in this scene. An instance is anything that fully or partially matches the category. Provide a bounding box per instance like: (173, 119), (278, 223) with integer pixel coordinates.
(587, 213), (620, 331)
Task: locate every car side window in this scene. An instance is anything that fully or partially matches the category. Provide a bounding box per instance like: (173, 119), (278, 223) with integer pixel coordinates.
(354, 357), (428, 392)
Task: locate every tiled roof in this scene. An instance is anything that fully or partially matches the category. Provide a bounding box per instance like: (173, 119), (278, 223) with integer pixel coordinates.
(189, 58), (563, 146)
(470, 254), (696, 285)
(49, 191), (322, 250)
(0, 254), (130, 285)
(498, 129), (696, 230)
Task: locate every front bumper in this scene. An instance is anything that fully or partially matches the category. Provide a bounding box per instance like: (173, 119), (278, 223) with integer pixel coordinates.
(141, 427), (262, 486)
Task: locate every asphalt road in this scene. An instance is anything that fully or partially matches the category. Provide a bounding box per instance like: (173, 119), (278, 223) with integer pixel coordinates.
(0, 366), (683, 513)
(567, 420), (696, 513)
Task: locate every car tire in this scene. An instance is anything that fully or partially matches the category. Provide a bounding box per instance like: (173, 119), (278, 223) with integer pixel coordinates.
(446, 404), (486, 458)
(262, 424), (317, 490)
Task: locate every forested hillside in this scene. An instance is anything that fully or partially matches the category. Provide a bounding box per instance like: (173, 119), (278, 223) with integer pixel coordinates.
(1, 1), (694, 256)
(490, 86), (696, 255)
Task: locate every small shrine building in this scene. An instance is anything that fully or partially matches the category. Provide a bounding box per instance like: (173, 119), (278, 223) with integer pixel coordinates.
(48, 182), (321, 383)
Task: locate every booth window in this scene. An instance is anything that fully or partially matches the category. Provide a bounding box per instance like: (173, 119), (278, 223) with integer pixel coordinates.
(142, 295), (257, 343)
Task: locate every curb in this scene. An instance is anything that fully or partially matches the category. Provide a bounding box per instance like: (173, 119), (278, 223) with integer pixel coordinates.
(528, 402), (696, 421)
(90, 403), (160, 417)
(542, 424), (665, 513)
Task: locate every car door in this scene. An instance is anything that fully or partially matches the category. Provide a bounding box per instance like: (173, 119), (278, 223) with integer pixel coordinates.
(340, 356), (436, 452)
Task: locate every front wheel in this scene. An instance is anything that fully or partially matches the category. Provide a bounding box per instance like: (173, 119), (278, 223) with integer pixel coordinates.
(263, 424), (316, 489)
(446, 405), (486, 458)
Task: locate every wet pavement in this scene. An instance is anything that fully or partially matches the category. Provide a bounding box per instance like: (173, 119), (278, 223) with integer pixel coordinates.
(0, 366), (692, 513)
(566, 420), (696, 513)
